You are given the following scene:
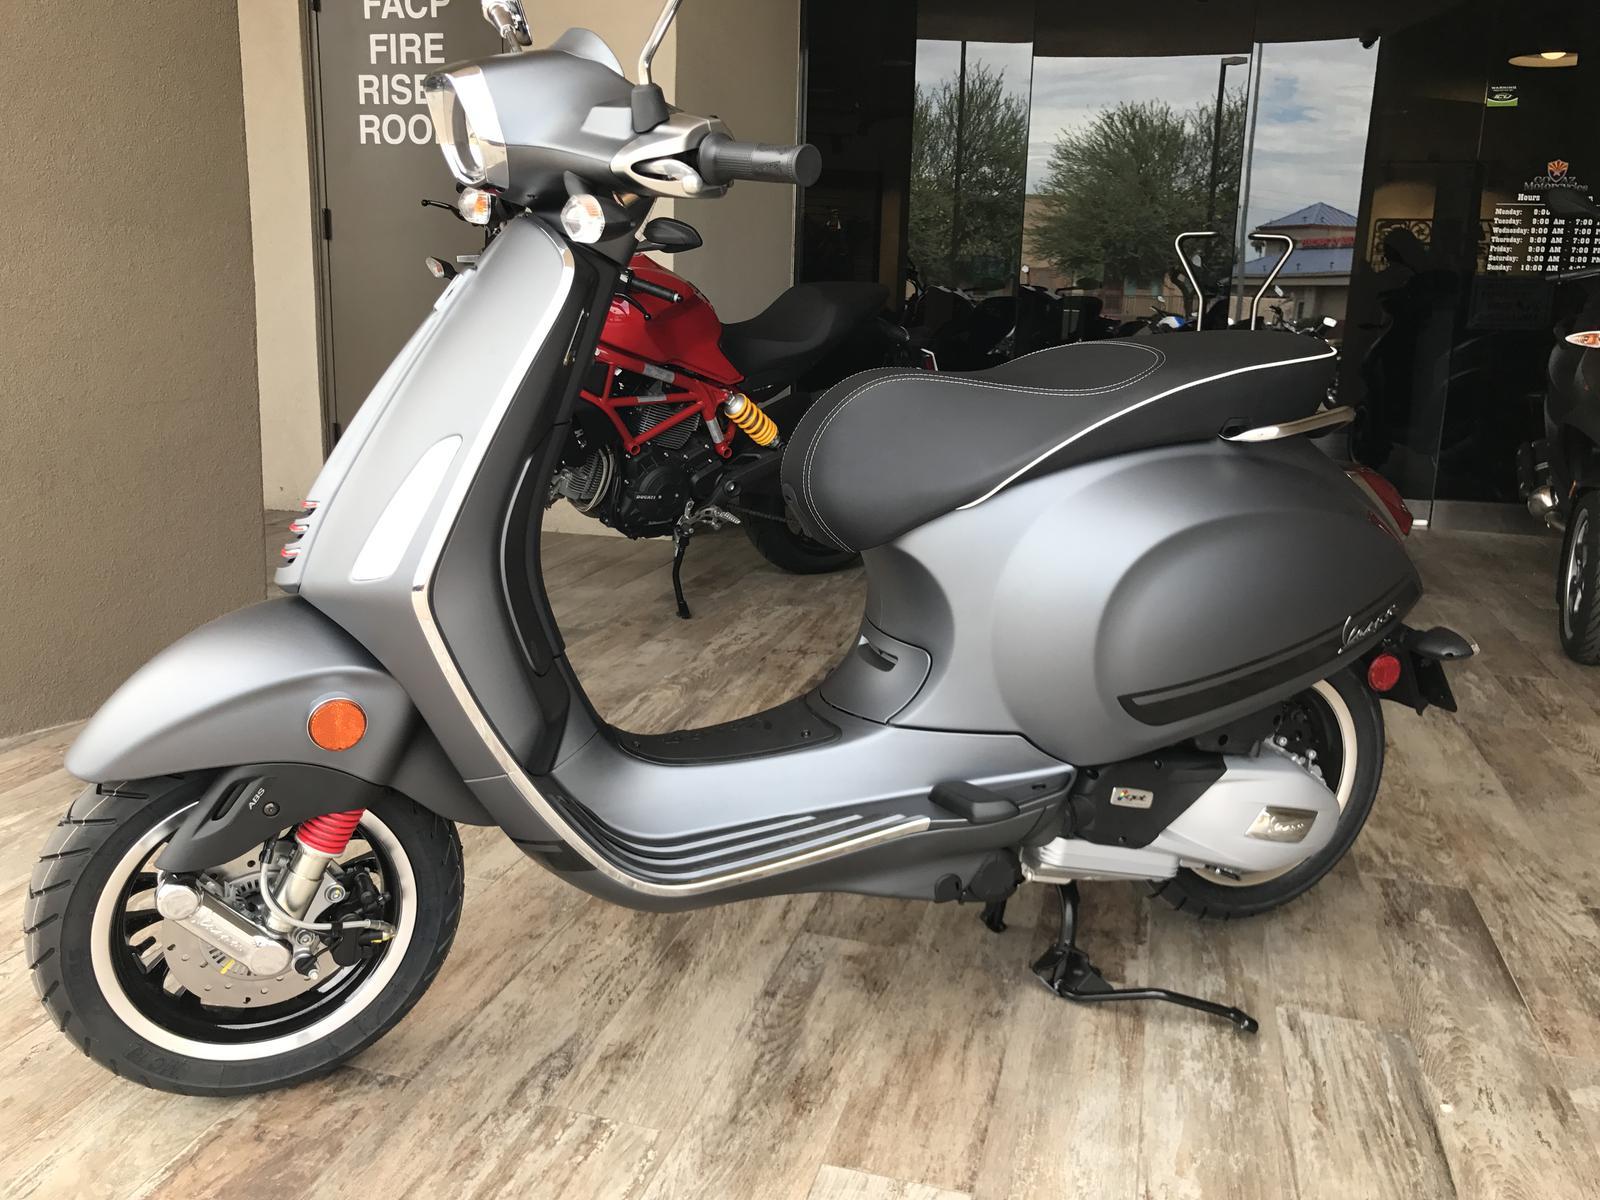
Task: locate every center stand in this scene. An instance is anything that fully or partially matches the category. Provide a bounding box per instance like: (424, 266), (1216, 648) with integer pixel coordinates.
(989, 881), (1258, 1034)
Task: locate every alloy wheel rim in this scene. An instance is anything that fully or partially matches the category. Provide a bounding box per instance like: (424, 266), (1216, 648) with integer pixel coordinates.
(1189, 679), (1358, 889)
(1565, 509), (1590, 639)
(89, 806), (417, 1062)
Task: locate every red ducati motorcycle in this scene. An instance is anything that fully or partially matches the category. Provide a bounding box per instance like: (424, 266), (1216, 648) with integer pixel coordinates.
(547, 215), (890, 614)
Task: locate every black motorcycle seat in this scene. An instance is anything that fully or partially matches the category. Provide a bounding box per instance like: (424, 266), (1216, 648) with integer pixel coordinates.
(720, 282), (888, 391)
(780, 334), (1338, 552)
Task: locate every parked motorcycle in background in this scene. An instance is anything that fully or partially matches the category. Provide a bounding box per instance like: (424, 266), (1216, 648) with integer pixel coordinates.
(428, 140), (898, 618)
(1518, 190), (1600, 662)
(550, 223), (892, 615)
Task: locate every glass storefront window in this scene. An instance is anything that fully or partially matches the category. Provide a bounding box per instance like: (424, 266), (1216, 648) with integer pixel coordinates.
(802, 0), (1600, 520)
(1025, 52), (1250, 336)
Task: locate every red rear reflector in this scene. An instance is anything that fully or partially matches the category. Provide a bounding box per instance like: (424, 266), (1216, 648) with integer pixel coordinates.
(1368, 653), (1402, 693)
(1346, 466), (1413, 536)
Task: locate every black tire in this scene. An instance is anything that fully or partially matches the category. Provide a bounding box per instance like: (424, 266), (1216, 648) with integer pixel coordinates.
(1150, 668), (1384, 919)
(24, 776), (463, 1096)
(742, 502), (859, 574)
(1558, 490), (1600, 664)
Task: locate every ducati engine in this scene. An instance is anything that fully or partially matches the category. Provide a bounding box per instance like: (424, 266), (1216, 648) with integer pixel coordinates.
(549, 386), (731, 538)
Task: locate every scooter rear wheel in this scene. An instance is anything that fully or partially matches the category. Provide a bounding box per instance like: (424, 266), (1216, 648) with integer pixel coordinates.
(24, 776), (462, 1095)
(1149, 668), (1383, 919)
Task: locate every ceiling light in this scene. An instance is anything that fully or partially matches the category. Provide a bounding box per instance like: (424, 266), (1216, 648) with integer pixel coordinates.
(1509, 50), (1579, 68)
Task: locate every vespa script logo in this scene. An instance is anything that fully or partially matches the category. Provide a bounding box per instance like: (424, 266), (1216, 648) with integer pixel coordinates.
(1341, 602), (1398, 651)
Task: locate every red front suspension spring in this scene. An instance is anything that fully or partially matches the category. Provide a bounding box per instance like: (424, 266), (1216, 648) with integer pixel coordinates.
(295, 809), (366, 856)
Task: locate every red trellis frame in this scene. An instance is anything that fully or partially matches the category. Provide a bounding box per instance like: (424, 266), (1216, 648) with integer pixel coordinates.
(583, 342), (734, 459)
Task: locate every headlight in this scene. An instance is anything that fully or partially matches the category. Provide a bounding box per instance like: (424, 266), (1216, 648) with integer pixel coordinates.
(424, 68), (508, 189)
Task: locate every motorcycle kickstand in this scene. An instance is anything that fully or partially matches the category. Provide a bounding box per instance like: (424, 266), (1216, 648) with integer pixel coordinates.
(670, 523), (693, 620)
(980, 900), (1008, 933)
(1032, 881), (1259, 1034)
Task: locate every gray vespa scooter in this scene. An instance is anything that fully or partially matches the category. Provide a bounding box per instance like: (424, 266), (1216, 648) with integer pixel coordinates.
(26, 0), (1474, 1095)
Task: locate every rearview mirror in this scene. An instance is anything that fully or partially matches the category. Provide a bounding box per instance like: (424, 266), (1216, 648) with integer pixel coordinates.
(638, 217), (703, 253)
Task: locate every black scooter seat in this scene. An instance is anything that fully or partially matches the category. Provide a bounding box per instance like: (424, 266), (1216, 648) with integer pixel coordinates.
(781, 334), (1337, 552)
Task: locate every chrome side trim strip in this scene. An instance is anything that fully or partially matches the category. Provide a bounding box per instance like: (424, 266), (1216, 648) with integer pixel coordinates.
(408, 222), (931, 898)
(957, 344), (1340, 510)
(1222, 404), (1354, 443)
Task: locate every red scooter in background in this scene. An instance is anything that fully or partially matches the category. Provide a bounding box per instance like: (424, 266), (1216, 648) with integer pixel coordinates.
(548, 215), (892, 615)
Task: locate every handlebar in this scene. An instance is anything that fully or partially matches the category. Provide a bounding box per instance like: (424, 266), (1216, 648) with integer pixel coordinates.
(697, 133), (821, 187)
(620, 269), (682, 303)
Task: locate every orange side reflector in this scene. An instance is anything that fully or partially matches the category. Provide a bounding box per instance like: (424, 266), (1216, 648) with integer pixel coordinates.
(308, 698), (367, 752)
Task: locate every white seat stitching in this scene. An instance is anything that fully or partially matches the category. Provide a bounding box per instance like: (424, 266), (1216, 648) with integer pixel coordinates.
(800, 344), (1167, 548)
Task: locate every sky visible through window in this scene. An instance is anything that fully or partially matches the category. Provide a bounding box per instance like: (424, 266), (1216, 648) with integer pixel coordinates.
(916, 37), (1379, 236)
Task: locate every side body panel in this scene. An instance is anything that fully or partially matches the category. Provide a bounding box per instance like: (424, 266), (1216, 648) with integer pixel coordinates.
(867, 438), (1419, 764)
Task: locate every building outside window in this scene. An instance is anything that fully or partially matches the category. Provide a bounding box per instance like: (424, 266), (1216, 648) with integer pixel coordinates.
(800, 0), (1600, 526)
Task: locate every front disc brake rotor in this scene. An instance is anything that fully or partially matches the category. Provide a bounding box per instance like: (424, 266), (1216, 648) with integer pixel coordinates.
(160, 855), (347, 1008)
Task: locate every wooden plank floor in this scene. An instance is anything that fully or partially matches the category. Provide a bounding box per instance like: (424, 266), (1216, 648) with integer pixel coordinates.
(6, 524), (1600, 1199)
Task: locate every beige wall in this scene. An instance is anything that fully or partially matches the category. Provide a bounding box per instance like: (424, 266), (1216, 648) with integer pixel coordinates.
(675, 0), (802, 321)
(1, 0), (264, 736)
(239, 1), (325, 510)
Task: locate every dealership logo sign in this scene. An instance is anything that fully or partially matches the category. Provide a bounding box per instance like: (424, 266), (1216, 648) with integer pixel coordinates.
(1525, 157), (1587, 192)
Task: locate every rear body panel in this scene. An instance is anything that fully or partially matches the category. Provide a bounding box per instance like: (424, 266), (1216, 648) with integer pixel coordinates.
(861, 438), (1418, 764)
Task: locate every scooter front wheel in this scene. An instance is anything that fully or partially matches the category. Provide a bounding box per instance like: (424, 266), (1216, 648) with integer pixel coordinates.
(24, 776), (463, 1095)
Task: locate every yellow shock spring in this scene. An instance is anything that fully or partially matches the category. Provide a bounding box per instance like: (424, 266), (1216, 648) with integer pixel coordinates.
(722, 393), (780, 447)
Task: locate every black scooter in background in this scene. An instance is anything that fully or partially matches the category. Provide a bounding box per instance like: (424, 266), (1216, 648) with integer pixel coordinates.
(1517, 189), (1600, 662)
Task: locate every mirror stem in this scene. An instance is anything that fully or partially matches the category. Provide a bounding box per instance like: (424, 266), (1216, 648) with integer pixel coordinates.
(639, 0), (683, 86)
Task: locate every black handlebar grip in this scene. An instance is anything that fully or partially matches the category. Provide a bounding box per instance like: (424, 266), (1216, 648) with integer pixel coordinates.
(698, 133), (821, 187)
(621, 271), (682, 302)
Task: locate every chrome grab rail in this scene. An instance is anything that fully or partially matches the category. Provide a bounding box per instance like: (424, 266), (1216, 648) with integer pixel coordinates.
(1222, 405), (1354, 443)
(1174, 231), (1220, 330)
(1248, 232), (1296, 330)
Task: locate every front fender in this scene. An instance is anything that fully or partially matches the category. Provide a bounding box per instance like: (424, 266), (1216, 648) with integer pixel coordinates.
(66, 597), (490, 825)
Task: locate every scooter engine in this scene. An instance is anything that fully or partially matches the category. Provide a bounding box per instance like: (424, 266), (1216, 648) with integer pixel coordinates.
(1023, 746), (1341, 883)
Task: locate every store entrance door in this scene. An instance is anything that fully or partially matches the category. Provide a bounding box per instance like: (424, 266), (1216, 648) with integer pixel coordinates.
(310, 0), (500, 442)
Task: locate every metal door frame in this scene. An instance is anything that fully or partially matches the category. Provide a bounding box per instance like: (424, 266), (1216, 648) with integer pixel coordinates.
(303, 0), (337, 455)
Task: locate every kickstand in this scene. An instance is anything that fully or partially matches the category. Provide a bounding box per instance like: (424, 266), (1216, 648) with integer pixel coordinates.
(1032, 881), (1258, 1034)
(980, 900), (1008, 933)
(670, 524), (693, 620)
